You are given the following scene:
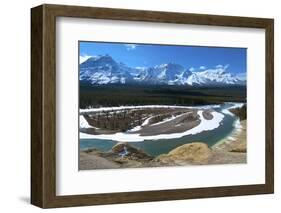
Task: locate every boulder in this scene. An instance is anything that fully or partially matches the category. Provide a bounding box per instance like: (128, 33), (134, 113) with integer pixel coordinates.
(111, 142), (152, 160)
(157, 142), (212, 165)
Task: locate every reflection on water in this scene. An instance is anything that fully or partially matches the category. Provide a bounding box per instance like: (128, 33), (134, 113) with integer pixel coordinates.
(80, 103), (238, 156)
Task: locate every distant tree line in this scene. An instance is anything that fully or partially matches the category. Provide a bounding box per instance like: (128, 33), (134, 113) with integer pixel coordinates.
(79, 84), (247, 109)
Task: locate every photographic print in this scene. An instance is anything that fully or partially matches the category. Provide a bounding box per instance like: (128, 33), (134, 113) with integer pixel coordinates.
(31, 5), (274, 207)
(79, 41), (247, 170)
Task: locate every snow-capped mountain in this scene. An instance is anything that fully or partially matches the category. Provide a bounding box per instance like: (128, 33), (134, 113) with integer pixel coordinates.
(135, 63), (188, 85)
(80, 55), (134, 84)
(80, 55), (246, 86)
(185, 68), (241, 86)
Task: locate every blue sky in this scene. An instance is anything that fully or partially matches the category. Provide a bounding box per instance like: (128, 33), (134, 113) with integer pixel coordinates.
(79, 41), (246, 75)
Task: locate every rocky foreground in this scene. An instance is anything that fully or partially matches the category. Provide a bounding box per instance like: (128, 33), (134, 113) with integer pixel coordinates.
(79, 120), (246, 170)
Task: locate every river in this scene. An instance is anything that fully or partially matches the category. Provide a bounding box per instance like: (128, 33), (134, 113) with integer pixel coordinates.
(79, 103), (239, 156)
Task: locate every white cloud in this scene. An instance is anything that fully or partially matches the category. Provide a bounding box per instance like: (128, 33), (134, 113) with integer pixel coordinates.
(189, 67), (195, 72)
(199, 66), (206, 70)
(124, 44), (138, 51)
(215, 64), (224, 69)
(216, 64), (229, 69)
(135, 66), (147, 70)
(79, 55), (92, 64)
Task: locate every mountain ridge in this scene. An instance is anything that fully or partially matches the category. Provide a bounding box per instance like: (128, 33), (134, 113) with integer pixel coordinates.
(80, 55), (246, 86)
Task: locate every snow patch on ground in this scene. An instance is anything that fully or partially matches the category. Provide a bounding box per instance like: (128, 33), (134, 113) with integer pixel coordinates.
(142, 116), (153, 126)
(222, 109), (234, 116)
(228, 136), (236, 141)
(233, 119), (242, 133)
(222, 102), (245, 116)
(126, 126), (142, 132)
(79, 115), (92, 128)
(80, 104), (221, 113)
(126, 116), (154, 133)
(150, 112), (191, 126)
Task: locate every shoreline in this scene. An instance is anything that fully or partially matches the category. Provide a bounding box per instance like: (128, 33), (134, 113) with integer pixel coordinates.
(212, 103), (245, 148)
(212, 119), (241, 147)
(80, 126), (247, 169)
(212, 119), (246, 153)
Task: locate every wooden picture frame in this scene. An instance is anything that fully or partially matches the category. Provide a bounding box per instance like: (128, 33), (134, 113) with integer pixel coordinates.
(31, 4), (274, 208)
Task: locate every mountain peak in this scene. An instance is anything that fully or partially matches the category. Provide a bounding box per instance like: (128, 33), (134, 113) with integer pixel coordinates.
(80, 55), (117, 68)
(94, 54), (115, 62)
(157, 62), (183, 69)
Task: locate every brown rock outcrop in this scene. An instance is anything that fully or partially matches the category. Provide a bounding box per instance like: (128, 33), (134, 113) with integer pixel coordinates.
(156, 142), (212, 165)
(112, 142), (153, 161)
